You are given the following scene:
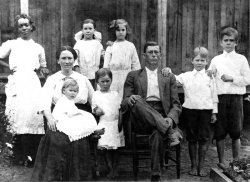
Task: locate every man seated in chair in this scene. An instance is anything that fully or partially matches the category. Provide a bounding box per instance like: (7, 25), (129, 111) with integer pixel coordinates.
(121, 41), (182, 181)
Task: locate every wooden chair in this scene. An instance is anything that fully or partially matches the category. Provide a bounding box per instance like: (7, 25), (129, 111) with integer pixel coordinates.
(119, 111), (181, 180)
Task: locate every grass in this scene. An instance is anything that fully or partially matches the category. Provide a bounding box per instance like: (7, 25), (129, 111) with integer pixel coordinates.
(0, 96), (14, 165)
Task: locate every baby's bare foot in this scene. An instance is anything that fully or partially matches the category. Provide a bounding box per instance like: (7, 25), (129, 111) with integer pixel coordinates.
(94, 128), (105, 135)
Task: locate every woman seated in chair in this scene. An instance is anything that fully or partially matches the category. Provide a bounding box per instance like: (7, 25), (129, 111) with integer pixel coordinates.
(31, 46), (104, 181)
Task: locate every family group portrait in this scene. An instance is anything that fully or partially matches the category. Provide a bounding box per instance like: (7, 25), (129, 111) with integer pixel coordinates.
(1, 0), (250, 181)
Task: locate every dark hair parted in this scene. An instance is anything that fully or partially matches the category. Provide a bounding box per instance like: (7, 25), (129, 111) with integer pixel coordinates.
(95, 68), (113, 82)
(108, 19), (131, 41)
(80, 19), (96, 40)
(143, 41), (161, 53)
(220, 26), (239, 42)
(56, 46), (78, 60)
(14, 14), (36, 32)
(82, 19), (96, 29)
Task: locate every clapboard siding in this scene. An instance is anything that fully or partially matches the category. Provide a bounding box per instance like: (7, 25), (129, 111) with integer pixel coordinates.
(0, 0), (250, 75)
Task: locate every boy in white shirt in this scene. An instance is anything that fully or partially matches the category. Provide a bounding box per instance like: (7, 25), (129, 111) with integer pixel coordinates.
(208, 27), (250, 170)
(175, 47), (218, 177)
(165, 47), (218, 176)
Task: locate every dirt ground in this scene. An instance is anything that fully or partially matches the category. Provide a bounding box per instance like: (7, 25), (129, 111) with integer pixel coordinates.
(1, 136), (250, 182)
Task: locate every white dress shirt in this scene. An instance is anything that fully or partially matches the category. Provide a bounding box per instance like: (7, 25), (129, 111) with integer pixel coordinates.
(146, 67), (160, 101)
(209, 50), (250, 95)
(176, 69), (218, 113)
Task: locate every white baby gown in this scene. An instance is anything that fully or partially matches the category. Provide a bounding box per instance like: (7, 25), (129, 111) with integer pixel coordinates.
(53, 95), (97, 142)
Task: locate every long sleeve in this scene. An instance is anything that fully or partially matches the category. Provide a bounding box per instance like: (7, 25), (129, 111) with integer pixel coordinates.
(86, 78), (94, 105)
(175, 73), (185, 85)
(0, 40), (12, 59)
(131, 44), (141, 70)
(211, 77), (218, 113)
(232, 57), (250, 87)
(91, 92), (98, 111)
(52, 99), (68, 120)
(166, 74), (182, 125)
(38, 47), (46, 67)
(103, 46), (112, 68)
(121, 71), (135, 112)
(40, 76), (55, 112)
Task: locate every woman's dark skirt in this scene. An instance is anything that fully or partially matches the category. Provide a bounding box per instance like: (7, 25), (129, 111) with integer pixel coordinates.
(31, 130), (93, 181)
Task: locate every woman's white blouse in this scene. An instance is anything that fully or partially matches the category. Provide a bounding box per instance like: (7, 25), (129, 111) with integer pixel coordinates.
(0, 38), (46, 71)
(41, 71), (94, 111)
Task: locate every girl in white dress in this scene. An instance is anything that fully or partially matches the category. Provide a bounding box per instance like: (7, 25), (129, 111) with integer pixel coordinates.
(0, 14), (49, 165)
(92, 68), (125, 178)
(73, 19), (103, 89)
(104, 19), (141, 100)
(52, 77), (98, 142)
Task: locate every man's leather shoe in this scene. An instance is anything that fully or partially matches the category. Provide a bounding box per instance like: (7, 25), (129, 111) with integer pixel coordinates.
(151, 175), (161, 182)
(167, 127), (183, 146)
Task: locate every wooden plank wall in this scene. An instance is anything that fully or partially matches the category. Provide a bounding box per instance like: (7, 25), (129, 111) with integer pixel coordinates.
(0, 0), (20, 35)
(0, 0), (250, 75)
(174, 0), (250, 73)
(0, 0), (20, 73)
(28, 0), (147, 73)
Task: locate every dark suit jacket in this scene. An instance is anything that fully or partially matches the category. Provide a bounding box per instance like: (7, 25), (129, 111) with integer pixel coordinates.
(122, 67), (182, 124)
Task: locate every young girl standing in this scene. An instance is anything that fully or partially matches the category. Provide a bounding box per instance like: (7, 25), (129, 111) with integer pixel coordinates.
(73, 19), (103, 89)
(92, 68), (125, 178)
(104, 19), (141, 100)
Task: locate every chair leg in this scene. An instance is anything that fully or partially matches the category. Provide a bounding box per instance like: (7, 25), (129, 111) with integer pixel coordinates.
(132, 133), (138, 180)
(165, 149), (169, 169)
(176, 144), (181, 179)
(92, 140), (100, 179)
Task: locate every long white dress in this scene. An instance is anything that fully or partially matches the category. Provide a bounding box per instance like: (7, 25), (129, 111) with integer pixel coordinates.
(92, 90), (125, 149)
(53, 95), (97, 142)
(104, 40), (141, 100)
(0, 38), (46, 134)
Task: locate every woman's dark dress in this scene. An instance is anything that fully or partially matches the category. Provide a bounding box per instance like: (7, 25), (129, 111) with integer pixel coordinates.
(31, 131), (93, 181)
(31, 103), (94, 181)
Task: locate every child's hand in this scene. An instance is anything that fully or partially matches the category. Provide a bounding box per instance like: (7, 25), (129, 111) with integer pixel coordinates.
(40, 67), (49, 78)
(221, 74), (233, 82)
(106, 41), (114, 47)
(211, 113), (217, 123)
(161, 67), (172, 77)
(206, 65), (217, 78)
(94, 106), (105, 116)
